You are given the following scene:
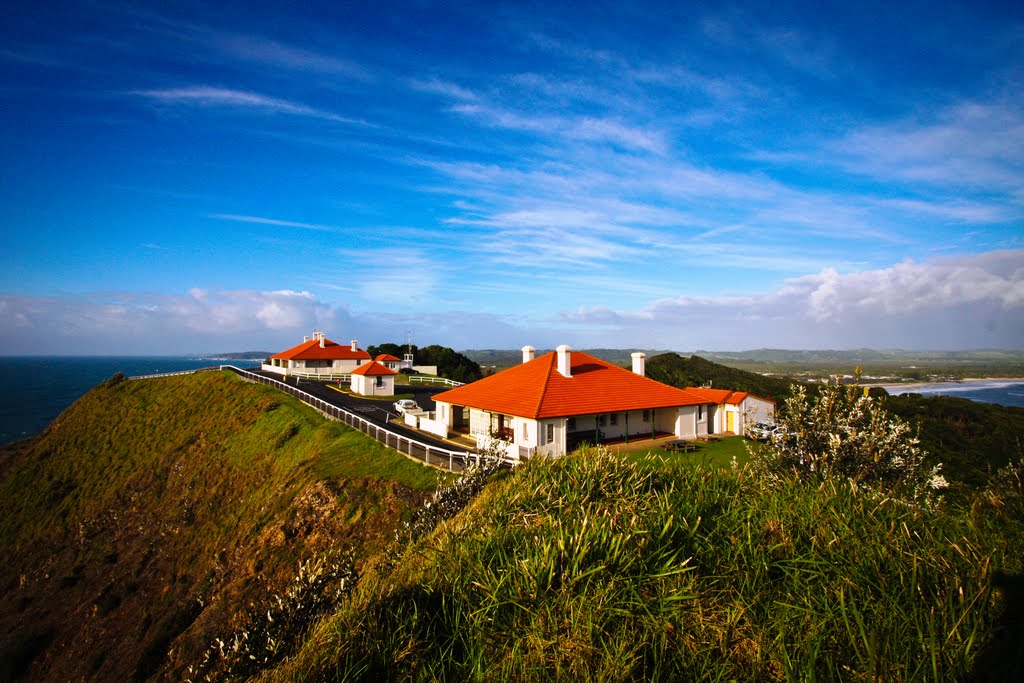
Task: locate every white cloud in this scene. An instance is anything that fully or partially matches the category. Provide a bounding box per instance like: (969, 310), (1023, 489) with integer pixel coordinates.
(210, 213), (342, 232)
(133, 86), (370, 126)
(561, 250), (1024, 350)
(0, 290), (342, 354)
(828, 99), (1024, 194)
(213, 34), (370, 79)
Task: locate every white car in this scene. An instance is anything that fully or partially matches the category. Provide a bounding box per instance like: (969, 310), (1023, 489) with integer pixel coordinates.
(393, 399), (420, 415)
(747, 421), (778, 442)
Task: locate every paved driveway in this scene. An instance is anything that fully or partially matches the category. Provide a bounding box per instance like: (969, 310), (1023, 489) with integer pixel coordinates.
(254, 372), (469, 453)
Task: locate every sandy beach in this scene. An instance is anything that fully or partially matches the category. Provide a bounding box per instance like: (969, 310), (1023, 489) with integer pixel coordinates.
(868, 377), (1024, 393)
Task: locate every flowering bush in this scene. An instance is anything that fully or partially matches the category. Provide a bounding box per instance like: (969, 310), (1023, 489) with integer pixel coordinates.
(758, 378), (947, 506)
(187, 550), (355, 682)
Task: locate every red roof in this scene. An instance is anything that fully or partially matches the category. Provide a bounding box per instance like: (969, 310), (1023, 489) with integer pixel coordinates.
(684, 388), (770, 406)
(433, 350), (708, 419)
(270, 337), (370, 362)
(375, 353), (401, 362)
(352, 360), (397, 376)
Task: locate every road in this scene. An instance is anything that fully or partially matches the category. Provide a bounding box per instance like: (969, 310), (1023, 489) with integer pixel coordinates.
(253, 371), (470, 454)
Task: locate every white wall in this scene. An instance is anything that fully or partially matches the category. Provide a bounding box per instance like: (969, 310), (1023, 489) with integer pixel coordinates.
(350, 374), (395, 396)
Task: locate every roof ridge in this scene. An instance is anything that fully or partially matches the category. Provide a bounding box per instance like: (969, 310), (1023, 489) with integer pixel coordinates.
(532, 352), (558, 418)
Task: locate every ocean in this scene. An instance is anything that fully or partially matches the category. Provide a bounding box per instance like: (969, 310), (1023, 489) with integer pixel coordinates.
(882, 379), (1024, 408)
(0, 356), (259, 446)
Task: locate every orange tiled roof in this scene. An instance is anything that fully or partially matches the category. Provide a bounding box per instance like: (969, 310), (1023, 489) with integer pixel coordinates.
(684, 388), (770, 406)
(270, 337), (371, 362)
(684, 387), (734, 404)
(375, 353), (401, 362)
(352, 360), (397, 376)
(433, 350), (708, 419)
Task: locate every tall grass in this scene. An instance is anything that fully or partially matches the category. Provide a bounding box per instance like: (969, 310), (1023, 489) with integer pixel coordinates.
(270, 448), (1022, 682)
(0, 370), (445, 681)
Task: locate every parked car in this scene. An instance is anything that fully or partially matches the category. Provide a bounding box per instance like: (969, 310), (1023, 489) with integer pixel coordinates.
(393, 399), (420, 415)
(747, 421), (778, 442)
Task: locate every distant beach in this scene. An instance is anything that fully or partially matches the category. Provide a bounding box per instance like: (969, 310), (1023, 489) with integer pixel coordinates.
(872, 378), (1024, 408)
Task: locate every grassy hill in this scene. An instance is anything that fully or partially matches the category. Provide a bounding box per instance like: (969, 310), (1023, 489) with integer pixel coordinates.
(646, 352), (799, 401)
(0, 370), (444, 681)
(266, 448), (1024, 681)
(3, 366), (1022, 682)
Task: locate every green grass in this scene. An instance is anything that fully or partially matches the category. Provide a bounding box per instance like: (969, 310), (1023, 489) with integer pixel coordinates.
(268, 447), (1024, 682)
(0, 370), (447, 681)
(624, 435), (756, 469)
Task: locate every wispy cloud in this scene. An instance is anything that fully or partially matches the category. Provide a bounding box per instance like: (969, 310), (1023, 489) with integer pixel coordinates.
(408, 77), (478, 101)
(209, 213), (342, 232)
(133, 86), (371, 125)
(827, 100), (1024, 192)
(213, 34), (371, 79)
(449, 102), (667, 153)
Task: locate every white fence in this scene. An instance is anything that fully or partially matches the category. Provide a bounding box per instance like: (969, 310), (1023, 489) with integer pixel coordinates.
(129, 365), (480, 472)
(408, 375), (464, 388)
(128, 367), (221, 380)
(220, 366), (479, 472)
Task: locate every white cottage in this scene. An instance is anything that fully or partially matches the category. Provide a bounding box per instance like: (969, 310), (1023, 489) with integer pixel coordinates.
(263, 332), (371, 378)
(350, 360), (398, 396)
(429, 345), (722, 460)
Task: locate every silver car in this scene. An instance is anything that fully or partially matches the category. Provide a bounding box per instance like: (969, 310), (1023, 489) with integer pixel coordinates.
(393, 399), (420, 415)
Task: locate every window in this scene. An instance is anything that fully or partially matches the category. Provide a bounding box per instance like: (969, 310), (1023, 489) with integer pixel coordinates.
(546, 423), (554, 443)
(375, 375), (384, 387)
(609, 413), (618, 426)
(568, 417), (577, 431)
(698, 405), (704, 421)
(642, 410), (650, 422)
(598, 415), (607, 427)
(522, 422), (528, 440)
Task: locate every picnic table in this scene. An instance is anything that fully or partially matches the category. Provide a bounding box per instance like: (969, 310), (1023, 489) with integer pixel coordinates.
(663, 440), (698, 453)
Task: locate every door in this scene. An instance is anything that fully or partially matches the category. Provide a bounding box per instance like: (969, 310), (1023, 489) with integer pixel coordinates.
(726, 411), (735, 433)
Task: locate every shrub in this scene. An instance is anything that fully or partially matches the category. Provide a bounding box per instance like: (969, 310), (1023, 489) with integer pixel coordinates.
(758, 378), (947, 506)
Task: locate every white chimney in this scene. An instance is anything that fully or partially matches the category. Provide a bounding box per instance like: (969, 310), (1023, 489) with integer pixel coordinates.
(631, 352), (646, 377)
(350, 340), (358, 352)
(556, 344), (572, 378)
(303, 335), (309, 342)
(522, 345), (535, 363)
(319, 334), (325, 348)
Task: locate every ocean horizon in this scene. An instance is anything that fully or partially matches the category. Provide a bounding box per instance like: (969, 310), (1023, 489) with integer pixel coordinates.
(0, 356), (259, 446)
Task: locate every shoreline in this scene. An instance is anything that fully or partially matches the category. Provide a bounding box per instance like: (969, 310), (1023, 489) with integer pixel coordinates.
(865, 377), (1024, 393)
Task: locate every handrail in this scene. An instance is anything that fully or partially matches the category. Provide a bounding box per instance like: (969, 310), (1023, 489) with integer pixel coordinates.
(219, 365), (478, 472)
(128, 366), (221, 380)
(407, 375), (464, 388)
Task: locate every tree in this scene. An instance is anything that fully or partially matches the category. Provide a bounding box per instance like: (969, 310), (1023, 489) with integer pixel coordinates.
(758, 377), (947, 506)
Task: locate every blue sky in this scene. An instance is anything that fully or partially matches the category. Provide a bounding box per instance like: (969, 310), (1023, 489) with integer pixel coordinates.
(1, 1), (1022, 354)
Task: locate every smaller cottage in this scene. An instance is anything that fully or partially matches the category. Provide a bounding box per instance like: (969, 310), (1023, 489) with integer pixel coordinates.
(350, 360), (397, 396)
(263, 332), (371, 378)
(374, 353), (402, 371)
(684, 388), (775, 436)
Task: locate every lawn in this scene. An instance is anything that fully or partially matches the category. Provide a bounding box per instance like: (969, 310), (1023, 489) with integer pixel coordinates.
(623, 435), (758, 469)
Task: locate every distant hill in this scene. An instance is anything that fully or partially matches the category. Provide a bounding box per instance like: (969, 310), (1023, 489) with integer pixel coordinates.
(464, 348), (671, 370)
(696, 348), (1024, 363)
(646, 353), (799, 401)
(199, 351), (274, 360)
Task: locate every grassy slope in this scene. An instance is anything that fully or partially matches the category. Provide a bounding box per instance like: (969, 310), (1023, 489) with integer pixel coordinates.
(0, 370), (443, 682)
(270, 449), (1024, 682)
